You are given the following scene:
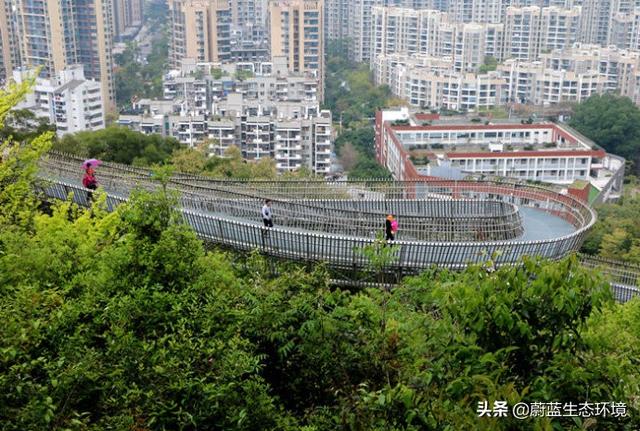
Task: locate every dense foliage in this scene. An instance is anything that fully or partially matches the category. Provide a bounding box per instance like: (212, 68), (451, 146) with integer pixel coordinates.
(334, 128), (391, 179)
(581, 185), (640, 264)
(171, 145), (280, 179)
(114, 38), (168, 108)
(324, 45), (399, 179)
(0, 109), (56, 144)
(53, 126), (180, 166)
(570, 94), (640, 174)
(324, 54), (394, 130)
(0, 85), (639, 430)
(478, 56), (499, 74)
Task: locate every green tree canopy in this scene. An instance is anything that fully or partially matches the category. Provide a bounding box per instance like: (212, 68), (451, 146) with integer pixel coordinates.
(479, 56), (498, 74)
(1, 83), (639, 430)
(582, 186), (640, 264)
(570, 94), (640, 174)
(53, 126), (180, 166)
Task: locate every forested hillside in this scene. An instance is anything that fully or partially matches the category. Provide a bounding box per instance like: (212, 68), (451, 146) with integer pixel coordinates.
(1, 82), (639, 430)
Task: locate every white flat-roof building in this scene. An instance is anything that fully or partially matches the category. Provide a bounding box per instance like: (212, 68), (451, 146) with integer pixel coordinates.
(375, 108), (625, 201)
(373, 53), (507, 110)
(13, 65), (105, 137)
(498, 59), (607, 105)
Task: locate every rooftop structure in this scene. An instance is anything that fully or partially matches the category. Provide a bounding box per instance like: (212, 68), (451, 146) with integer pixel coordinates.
(375, 107), (625, 202)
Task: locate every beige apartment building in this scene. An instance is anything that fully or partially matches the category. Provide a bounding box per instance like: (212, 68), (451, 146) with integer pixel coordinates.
(579, 0), (633, 45)
(499, 59), (607, 105)
(370, 7), (448, 60)
(448, 0), (507, 24)
(168, 0), (232, 67)
(611, 10), (640, 51)
(503, 5), (580, 61)
(324, 0), (349, 42)
(1, 0), (115, 110)
(268, 0), (324, 100)
(540, 44), (640, 95)
(0, 0), (19, 85)
(373, 53), (507, 110)
(113, 0), (144, 40)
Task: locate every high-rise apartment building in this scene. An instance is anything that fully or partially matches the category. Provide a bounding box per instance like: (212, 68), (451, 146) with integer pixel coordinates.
(540, 6), (581, 51)
(499, 59), (606, 104)
(268, 0), (324, 100)
(348, 0), (448, 63)
(371, 7), (448, 60)
(231, 0), (269, 40)
(168, 0), (232, 68)
(0, 0), (20, 85)
(113, 0), (144, 40)
(2, 0), (116, 110)
(504, 6), (543, 60)
(579, 0), (637, 45)
(373, 53), (507, 110)
(349, 0), (386, 63)
(541, 44), (640, 94)
(503, 6), (580, 61)
(611, 10), (640, 50)
(324, 0), (350, 41)
(448, 0), (510, 23)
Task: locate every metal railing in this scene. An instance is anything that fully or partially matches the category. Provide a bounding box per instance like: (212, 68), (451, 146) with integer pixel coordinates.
(38, 180), (587, 271)
(36, 152), (640, 303)
(40, 156), (526, 241)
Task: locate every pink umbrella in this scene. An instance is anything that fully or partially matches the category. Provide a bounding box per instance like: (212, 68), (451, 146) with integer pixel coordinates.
(83, 158), (102, 169)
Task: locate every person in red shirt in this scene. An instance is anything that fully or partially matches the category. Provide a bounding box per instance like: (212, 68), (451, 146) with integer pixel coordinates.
(82, 163), (98, 202)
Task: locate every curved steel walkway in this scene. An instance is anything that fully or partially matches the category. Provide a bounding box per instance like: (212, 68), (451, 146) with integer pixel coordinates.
(38, 153), (593, 270)
(36, 152), (640, 302)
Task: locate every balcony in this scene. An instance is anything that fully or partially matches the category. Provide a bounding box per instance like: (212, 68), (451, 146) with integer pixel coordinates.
(275, 142), (303, 150)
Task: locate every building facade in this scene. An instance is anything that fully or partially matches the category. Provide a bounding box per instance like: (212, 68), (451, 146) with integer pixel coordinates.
(370, 7), (448, 60)
(118, 58), (333, 174)
(13, 65), (105, 137)
(0, 0), (20, 86)
(498, 59), (607, 104)
(448, 0), (509, 23)
(324, 0), (350, 41)
(168, 0), (232, 68)
(1, 0), (116, 110)
(113, 0), (144, 41)
(374, 53), (508, 110)
(268, 0), (324, 100)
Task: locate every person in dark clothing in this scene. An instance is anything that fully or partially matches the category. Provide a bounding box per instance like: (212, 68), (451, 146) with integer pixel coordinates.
(262, 199), (273, 228)
(385, 214), (395, 241)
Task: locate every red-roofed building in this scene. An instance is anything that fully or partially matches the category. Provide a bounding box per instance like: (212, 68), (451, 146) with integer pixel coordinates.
(375, 108), (625, 201)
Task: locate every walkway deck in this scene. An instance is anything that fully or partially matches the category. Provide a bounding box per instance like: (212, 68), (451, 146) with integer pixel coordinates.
(36, 153), (640, 302)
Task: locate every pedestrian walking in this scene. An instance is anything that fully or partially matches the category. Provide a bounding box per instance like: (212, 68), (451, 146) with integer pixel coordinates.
(385, 214), (396, 241)
(82, 162), (98, 203)
(262, 199), (273, 228)
(391, 217), (399, 237)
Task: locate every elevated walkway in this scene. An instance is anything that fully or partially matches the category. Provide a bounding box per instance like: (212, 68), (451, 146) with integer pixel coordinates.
(36, 153), (639, 302)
